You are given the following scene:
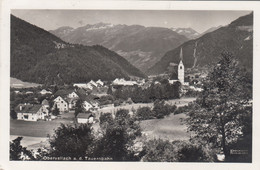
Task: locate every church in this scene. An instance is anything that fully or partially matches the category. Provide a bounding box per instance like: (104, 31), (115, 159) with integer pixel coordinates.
(168, 48), (188, 86)
(178, 48), (185, 84)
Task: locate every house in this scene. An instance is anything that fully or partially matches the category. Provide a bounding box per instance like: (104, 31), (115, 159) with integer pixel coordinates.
(15, 104), (49, 121)
(14, 90), (21, 94)
(67, 98), (78, 109)
(89, 80), (98, 87)
(25, 91), (33, 94)
(85, 83), (94, 90)
(73, 83), (87, 88)
(41, 99), (49, 109)
(82, 100), (93, 111)
(54, 89), (74, 98)
(67, 91), (79, 99)
(112, 78), (138, 86)
(39, 89), (52, 95)
(77, 112), (94, 124)
(53, 96), (68, 112)
(96, 79), (104, 87)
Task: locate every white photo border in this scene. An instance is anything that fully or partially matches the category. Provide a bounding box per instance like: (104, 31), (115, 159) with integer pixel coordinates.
(1, 1), (260, 170)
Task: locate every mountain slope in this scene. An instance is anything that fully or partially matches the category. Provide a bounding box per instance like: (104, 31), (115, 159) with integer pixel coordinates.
(11, 15), (146, 85)
(199, 25), (222, 37)
(50, 24), (188, 72)
(147, 13), (253, 75)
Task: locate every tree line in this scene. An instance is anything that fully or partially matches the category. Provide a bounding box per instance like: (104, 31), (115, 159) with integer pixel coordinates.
(110, 80), (181, 103)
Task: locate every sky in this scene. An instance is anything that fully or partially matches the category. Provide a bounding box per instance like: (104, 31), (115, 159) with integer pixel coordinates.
(11, 10), (251, 33)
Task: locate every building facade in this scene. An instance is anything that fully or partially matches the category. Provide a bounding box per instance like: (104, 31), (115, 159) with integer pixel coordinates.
(53, 96), (68, 112)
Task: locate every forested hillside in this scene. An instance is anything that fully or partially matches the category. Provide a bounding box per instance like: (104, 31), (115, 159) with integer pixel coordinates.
(11, 15), (146, 85)
(147, 13), (253, 75)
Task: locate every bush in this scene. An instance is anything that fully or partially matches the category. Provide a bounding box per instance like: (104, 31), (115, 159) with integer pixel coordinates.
(135, 107), (154, 121)
(177, 142), (215, 162)
(153, 100), (177, 119)
(114, 99), (123, 107)
(142, 139), (177, 162)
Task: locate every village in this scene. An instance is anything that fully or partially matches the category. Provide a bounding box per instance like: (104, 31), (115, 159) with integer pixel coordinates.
(10, 49), (206, 152)
(10, 49), (204, 124)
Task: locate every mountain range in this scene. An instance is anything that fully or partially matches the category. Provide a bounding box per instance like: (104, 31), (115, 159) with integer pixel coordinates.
(170, 27), (200, 39)
(11, 15), (146, 85)
(147, 13), (253, 75)
(50, 24), (188, 72)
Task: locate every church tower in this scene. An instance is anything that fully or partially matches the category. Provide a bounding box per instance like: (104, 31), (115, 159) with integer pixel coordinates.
(178, 48), (185, 84)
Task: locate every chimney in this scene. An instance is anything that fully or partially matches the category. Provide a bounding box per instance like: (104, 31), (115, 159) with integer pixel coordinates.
(20, 105), (23, 111)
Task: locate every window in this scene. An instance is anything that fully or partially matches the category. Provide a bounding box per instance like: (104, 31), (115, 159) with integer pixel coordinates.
(61, 101), (63, 103)
(24, 115), (28, 119)
(180, 66), (182, 69)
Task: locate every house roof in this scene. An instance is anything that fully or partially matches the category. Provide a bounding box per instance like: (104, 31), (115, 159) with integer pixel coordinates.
(41, 99), (49, 105)
(54, 89), (75, 98)
(77, 112), (93, 119)
(15, 104), (42, 114)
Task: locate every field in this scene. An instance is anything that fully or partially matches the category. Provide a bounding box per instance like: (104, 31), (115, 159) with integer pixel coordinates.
(140, 113), (190, 141)
(10, 119), (72, 137)
(10, 98), (195, 149)
(10, 77), (41, 88)
(10, 111), (100, 149)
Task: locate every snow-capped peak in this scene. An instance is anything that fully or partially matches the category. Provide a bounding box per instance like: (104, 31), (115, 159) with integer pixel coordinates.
(85, 23), (115, 31)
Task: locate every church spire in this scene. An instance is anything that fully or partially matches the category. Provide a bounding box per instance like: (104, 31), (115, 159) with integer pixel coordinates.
(180, 47), (183, 60)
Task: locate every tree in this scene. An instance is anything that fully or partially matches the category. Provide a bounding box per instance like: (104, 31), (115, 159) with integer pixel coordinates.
(94, 109), (142, 161)
(142, 139), (177, 162)
(48, 123), (94, 160)
(153, 100), (176, 119)
(177, 143), (211, 162)
(74, 99), (83, 117)
(134, 107), (154, 121)
(107, 85), (113, 95)
(10, 137), (35, 160)
(185, 52), (252, 161)
(10, 109), (17, 120)
(99, 112), (114, 129)
(52, 104), (60, 116)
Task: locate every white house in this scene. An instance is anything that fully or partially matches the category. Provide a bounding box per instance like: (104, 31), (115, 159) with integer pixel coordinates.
(77, 112), (94, 124)
(82, 101), (93, 111)
(96, 79), (104, 86)
(112, 78), (138, 86)
(67, 98), (78, 109)
(89, 80), (98, 87)
(53, 96), (68, 112)
(73, 83), (87, 88)
(25, 91), (33, 94)
(39, 89), (52, 95)
(15, 104), (49, 121)
(67, 91), (79, 98)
